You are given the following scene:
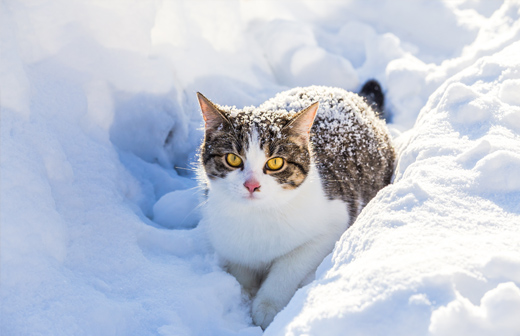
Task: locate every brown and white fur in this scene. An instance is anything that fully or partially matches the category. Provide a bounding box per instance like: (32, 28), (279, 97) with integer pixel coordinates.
(197, 84), (395, 329)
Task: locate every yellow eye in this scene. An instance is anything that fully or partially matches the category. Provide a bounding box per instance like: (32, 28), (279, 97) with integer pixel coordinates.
(226, 153), (242, 167)
(266, 157), (284, 171)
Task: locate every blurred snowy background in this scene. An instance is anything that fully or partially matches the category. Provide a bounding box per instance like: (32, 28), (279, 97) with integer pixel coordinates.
(1, 0), (520, 335)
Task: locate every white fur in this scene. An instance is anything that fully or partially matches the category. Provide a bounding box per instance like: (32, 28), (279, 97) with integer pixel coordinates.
(200, 133), (350, 329)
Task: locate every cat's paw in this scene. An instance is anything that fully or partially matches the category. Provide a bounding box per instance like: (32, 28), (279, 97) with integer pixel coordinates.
(252, 297), (279, 330)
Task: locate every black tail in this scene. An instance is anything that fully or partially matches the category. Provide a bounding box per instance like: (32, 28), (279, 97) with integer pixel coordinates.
(360, 79), (385, 119)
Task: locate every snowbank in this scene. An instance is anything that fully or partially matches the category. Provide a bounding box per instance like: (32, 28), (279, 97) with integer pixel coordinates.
(1, 0), (519, 335)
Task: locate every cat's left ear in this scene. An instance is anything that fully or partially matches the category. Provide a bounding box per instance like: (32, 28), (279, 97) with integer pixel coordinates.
(197, 92), (229, 131)
(284, 102), (319, 140)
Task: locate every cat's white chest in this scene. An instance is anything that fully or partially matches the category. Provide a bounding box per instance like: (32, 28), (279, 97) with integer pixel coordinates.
(201, 171), (349, 268)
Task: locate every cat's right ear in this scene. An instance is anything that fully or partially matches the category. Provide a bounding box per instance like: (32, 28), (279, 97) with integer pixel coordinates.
(197, 92), (229, 131)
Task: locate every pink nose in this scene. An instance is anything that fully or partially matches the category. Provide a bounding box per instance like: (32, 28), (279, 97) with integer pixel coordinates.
(244, 179), (261, 193)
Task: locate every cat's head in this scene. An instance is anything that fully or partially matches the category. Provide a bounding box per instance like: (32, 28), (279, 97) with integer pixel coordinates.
(197, 93), (319, 207)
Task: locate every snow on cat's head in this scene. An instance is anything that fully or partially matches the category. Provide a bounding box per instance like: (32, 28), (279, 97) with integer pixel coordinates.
(197, 92), (318, 208)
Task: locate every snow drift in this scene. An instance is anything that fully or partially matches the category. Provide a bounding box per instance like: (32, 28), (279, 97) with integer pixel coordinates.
(1, 0), (519, 335)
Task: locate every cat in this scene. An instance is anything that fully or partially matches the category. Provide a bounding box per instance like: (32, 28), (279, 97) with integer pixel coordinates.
(197, 81), (395, 329)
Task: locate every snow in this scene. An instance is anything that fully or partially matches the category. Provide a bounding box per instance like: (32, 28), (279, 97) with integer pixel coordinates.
(1, 1), (519, 335)
(153, 188), (202, 229)
(429, 282), (520, 336)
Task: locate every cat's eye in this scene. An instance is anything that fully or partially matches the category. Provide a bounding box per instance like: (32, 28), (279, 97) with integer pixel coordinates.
(266, 157), (284, 171)
(226, 153), (243, 167)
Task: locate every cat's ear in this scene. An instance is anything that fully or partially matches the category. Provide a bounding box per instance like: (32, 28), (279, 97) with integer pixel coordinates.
(197, 92), (229, 131)
(284, 102), (319, 140)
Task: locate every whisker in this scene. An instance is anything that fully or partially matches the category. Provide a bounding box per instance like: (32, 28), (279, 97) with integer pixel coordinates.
(174, 166), (198, 172)
(168, 197), (207, 228)
(193, 199), (208, 212)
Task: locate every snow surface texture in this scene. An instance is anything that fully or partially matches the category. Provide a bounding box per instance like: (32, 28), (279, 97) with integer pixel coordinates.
(1, 1), (519, 335)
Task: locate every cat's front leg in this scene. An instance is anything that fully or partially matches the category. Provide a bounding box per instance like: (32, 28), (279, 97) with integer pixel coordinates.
(252, 235), (337, 329)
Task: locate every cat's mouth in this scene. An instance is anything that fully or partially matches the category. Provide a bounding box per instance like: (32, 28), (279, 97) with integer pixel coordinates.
(245, 192), (260, 200)
(242, 188), (262, 201)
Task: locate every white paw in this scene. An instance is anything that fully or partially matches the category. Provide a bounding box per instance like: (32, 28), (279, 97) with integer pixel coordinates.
(252, 296), (279, 330)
